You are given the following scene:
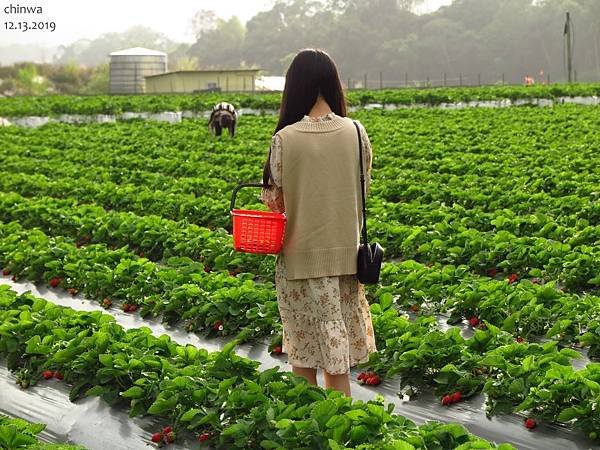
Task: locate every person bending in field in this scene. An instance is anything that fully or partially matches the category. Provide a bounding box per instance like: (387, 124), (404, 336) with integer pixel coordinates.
(208, 102), (237, 137)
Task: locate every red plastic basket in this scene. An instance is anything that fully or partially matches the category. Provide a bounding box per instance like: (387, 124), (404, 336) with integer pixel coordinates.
(230, 183), (286, 255)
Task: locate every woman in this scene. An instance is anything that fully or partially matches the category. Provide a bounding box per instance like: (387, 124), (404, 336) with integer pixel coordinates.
(261, 49), (376, 396)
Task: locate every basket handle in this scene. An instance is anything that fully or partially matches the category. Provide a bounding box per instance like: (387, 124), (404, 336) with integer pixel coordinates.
(230, 183), (267, 211)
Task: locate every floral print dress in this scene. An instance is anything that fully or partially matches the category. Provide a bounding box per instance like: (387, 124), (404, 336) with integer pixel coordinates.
(262, 113), (377, 375)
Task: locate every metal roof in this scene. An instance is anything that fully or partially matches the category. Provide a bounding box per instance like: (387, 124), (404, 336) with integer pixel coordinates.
(144, 69), (262, 78)
(145, 69), (261, 78)
(109, 47), (167, 57)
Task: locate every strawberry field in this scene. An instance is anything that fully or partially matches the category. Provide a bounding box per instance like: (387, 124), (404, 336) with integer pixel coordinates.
(1, 83), (599, 117)
(0, 97), (599, 449)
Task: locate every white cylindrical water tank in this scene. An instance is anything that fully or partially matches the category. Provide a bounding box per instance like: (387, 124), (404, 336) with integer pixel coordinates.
(109, 47), (167, 94)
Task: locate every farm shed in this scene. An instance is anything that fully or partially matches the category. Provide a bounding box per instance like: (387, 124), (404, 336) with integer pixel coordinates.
(144, 69), (260, 93)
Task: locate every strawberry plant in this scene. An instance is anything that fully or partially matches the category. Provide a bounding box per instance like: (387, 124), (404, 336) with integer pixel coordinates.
(0, 288), (515, 449)
(1, 84), (600, 117)
(0, 414), (86, 449)
(0, 222), (280, 343)
(2, 96), (600, 447)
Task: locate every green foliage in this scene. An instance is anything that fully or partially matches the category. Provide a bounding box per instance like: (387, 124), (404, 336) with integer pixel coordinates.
(2, 84), (600, 117)
(0, 289), (513, 449)
(15, 65), (48, 96)
(0, 221), (280, 342)
(1, 100), (599, 445)
(0, 414), (86, 449)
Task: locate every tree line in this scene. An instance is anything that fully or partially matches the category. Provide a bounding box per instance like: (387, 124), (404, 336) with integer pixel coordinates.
(45, 0), (600, 84)
(2, 0), (599, 95)
(188, 0), (599, 85)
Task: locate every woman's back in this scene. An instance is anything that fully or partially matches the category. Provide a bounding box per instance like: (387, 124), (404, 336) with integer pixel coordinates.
(260, 48), (376, 397)
(276, 113), (364, 280)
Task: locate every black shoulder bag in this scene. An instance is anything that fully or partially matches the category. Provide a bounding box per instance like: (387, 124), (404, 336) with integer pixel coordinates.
(353, 121), (384, 284)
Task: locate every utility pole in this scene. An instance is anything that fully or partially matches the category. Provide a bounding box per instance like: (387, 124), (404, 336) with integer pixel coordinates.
(564, 12), (574, 83)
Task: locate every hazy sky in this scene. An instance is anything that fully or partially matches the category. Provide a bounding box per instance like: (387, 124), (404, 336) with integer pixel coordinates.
(0, 0), (451, 47)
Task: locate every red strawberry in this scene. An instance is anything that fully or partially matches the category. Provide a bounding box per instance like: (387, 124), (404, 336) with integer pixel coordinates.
(229, 270), (237, 277)
(442, 395), (452, 406)
(525, 418), (536, 429)
(204, 266), (212, 273)
(516, 336), (525, 343)
(128, 304), (138, 312)
(357, 372), (366, 381)
(2, 269), (10, 276)
(102, 298), (112, 308)
(213, 321), (223, 331)
(272, 346), (282, 355)
(165, 431), (175, 443)
(54, 372), (64, 380)
(409, 304), (420, 313)
(367, 375), (381, 385)
(123, 303), (131, 312)
(451, 391), (462, 403)
(151, 432), (163, 443)
(469, 317), (480, 327)
(49, 277), (62, 288)
(162, 426), (172, 435)
(198, 432), (211, 442)
(42, 370), (54, 380)
(508, 273), (519, 284)
(68, 288), (78, 296)
(487, 268), (498, 277)
(11, 275), (16, 282)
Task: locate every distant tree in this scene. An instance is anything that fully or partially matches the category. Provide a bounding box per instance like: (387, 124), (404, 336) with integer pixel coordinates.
(7, 0), (600, 89)
(0, 78), (16, 95)
(167, 43), (192, 71)
(243, 0), (332, 73)
(397, 0), (426, 10)
(587, 0), (600, 76)
(48, 61), (84, 94)
(81, 64), (109, 94)
(55, 26), (177, 66)
(190, 9), (219, 39)
(15, 64), (48, 95)
(175, 56), (200, 71)
(537, 0), (599, 80)
(188, 16), (246, 68)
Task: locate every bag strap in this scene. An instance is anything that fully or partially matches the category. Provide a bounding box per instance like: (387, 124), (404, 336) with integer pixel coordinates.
(353, 121), (369, 247)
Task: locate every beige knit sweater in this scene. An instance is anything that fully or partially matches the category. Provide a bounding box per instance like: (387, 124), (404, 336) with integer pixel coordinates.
(275, 114), (368, 280)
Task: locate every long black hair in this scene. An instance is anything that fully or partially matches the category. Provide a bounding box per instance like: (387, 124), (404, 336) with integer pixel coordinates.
(262, 48), (347, 186)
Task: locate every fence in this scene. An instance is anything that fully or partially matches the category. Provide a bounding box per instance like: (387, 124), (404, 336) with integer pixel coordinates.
(343, 71), (585, 90)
